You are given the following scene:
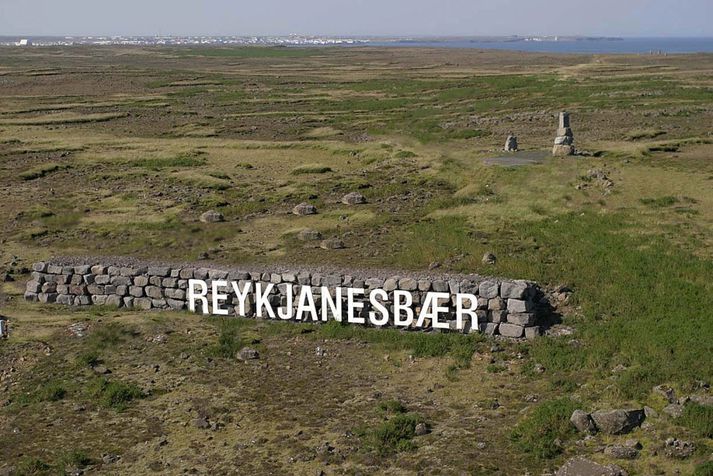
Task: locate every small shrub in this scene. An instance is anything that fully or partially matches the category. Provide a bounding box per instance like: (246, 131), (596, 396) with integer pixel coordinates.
(89, 377), (145, 411)
(680, 402), (713, 438)
(209, 318), (245, 358)
(510, 398), (578, 459)
(37, 381), (67, 402)
(15, 457), (50, 474)
(361, 413), (425, 456)
(378, 399), (406, 414)
(57, 449), (92, 470)
(86, 323), (130, 351)
(76, 351), (100, 367)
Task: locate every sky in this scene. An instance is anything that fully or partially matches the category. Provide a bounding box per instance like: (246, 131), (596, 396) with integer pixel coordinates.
(1, 0), (711, 37)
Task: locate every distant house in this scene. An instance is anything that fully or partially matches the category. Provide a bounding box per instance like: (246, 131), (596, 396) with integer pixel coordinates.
(16, 39), (31, 46)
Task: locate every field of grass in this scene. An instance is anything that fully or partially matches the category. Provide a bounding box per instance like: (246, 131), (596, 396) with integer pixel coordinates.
(0, 45), (712, 474)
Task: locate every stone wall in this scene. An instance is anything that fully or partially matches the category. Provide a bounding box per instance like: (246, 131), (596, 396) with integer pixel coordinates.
(24, 258), (547, 339)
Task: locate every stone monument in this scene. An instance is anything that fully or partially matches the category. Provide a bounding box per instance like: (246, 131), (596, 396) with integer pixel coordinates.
(552, 112), (575, 156)
(504, 134), (518, 152)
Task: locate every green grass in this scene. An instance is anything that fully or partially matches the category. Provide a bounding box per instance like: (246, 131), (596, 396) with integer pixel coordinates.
(291, 163), (333, 175)
(694, 461), (713, 476)
(510, 398), (578, 459)
(680, 402), (713, 438)
(88, 377), (145, 411)
(317, 320), (481, 366)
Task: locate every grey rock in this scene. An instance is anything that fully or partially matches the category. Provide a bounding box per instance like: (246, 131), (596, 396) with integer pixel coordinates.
(662, 403), (684, 418)
(293, 202), (317, 215)
(553, 144), (575, 156)
(663, 438), (694, 459)
(571, 410), (597, 433)
(498, 323), (524, 338)
(482, 252), (497, 265)
(200, 210), (224, 223)
(432, 280), (449, 293)
(478, 280), (499, 299)
(500, 280), (529, 299)
(297, 229), (322, 241)
(320, 238), (345, 250)
(590, 409), (645, 435)
(507, 312), (536, 326)
(383, 277), (399, 292)
(237, 347), (259, 361)
(399, 278), (418, 291)
(341, 192), (367, 205)
(507, 298), (534, 313)
(148, 266), (171, 277)
(414, 422), (429, 436)
(604, 445), (639, 460)
(524, 326), (541, 339)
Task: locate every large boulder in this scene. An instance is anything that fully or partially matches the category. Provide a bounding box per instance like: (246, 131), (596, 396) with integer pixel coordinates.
(200, 210), (224, 223)
(590, 409), (645, 435)
(555, 457), (627, 476)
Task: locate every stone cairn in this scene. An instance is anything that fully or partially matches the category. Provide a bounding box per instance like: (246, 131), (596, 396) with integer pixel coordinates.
(25, 259), (547, 339)
(504, 134), (518, 152)
(552, 111), (575, 156)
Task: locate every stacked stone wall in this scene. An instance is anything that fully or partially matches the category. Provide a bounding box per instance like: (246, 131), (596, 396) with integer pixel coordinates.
(25, 258), (546, 339)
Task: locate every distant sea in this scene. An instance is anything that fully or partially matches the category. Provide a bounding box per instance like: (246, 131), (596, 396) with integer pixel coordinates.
(364, 37), (713, 54)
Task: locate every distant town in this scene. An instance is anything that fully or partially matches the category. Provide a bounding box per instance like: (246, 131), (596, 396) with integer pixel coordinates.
(0, 35), (622, 47)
